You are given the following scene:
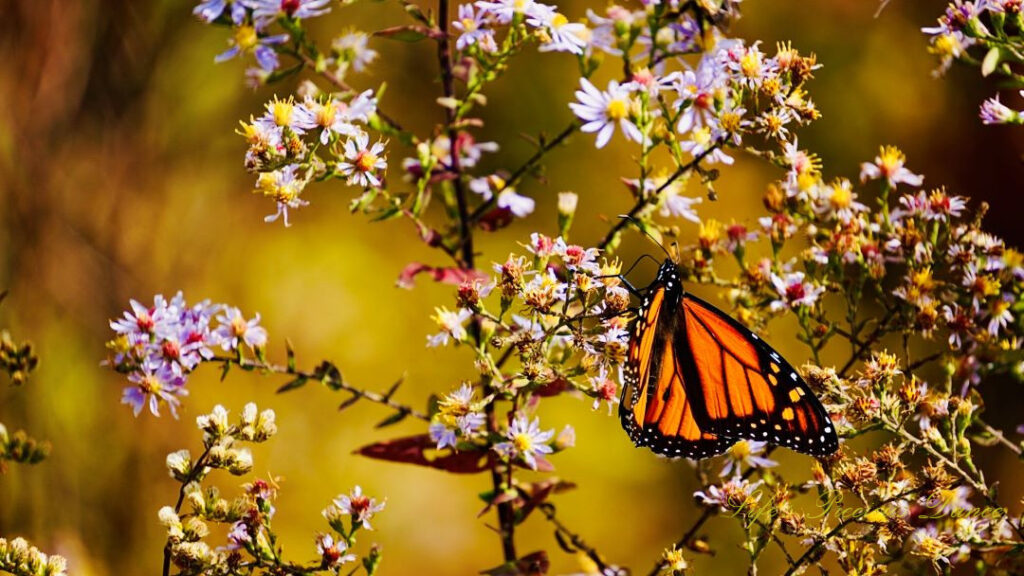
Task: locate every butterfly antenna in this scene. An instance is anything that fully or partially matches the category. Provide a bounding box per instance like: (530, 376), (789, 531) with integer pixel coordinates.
(617, 214), (673, 260)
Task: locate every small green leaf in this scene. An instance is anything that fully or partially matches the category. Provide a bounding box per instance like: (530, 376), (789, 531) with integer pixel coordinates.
(375, 411), (410, 428)
(277, 376), (308, 393)
(338, 393), (361, 412)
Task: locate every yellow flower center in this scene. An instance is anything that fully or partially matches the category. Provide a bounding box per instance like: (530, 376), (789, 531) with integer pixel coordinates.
(355, 151), (379, 173)
(797, 172), (818, 192)
(140, 374), (162, 394)
(740, 51), (762, 78)
(460, 17), (478, 32)
(830, 184), (852, 209)
(230, 315), (248, 338)
(550, 13), (568, 29)
(316, 102), (337, 127)
(605, 98), (628, 121)
(235, 26), (258, 51)
(729, 440), (752, 459)
(719, 111), (741, 133)
(271, 99), (294, 127)
(512, 433), (534, 453)
(932, 33), (958, 58)
(692, 126), (712, 147)
(878, 146), (906, 177)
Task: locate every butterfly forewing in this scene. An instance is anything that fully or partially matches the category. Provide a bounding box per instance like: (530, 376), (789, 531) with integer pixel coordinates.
(620, 264), (734, 459)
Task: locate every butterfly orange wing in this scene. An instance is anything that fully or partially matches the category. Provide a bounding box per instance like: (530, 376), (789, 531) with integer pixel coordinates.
(620, 279), (734, 459)
(676, 293), (838, 457)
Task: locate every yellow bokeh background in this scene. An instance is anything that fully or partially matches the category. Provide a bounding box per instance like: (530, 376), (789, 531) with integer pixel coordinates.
(1, 1), (1023, 574)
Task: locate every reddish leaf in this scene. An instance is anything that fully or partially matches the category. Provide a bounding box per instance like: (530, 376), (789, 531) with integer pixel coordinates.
(517, 479), (576, 523)
(533, 377), (569, 397)
(397, 263), (489, 289)
(355, 434), (495, 474)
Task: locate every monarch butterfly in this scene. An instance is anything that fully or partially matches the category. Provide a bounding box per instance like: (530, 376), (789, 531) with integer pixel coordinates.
(619, 258), (839, 459)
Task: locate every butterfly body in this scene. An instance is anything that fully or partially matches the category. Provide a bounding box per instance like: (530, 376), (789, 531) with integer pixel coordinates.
(620, 259), (839, 459)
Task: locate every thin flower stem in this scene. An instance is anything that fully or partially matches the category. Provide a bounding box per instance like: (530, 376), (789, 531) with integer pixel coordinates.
(539, 503), (617, 573)
(214, 356), (429, 421)
(598, 141), (726, 252)
(782, 489), (920, 576)
(162, 447), (211, 576)
(294, 51), (404, 132)
(647, 447), (774, 576)
(467, 121), (579, 224)
(977, 419), (1023, 456)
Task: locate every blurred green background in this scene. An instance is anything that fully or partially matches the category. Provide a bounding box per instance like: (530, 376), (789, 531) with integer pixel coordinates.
(1, 0), (1023, 574)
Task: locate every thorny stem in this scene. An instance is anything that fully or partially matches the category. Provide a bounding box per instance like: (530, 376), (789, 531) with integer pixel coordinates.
(214, 356), (428, 421)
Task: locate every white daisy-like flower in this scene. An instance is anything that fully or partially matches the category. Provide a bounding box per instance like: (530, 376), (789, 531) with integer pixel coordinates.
(529, 11), (589, 55)
(453, 4), (495, 50)
(568, 78), (643, 149)
(769, 271), (825, 311)
(339, 133), (387, 188)
(859, 145), (923, 189)
(427, 307), (472, 347)
(494, 415), (555, 469)
(497, 188), (535, 217)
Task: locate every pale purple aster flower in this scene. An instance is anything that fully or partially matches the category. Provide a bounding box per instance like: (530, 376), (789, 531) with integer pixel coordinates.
(469, 176), (495, 201)
(453, 4), (495, 51)
(694, 478), (762, 511)
(226, 521), (252, 549)
(304, 98), (357, 145)
(333, 486), (386, 530)
(494, 415), (555, 470)
(244, 0), (331, 29)
(769, 271), (825, 311)
(583, 8), (626, 56)
(215, 26), (289, 71)
(569, 78), (643, 149)
(475, 0), (543, 24)
(194, 0), (247, 24)
(427, 307), (472, 347)
(256, 96), (318, 135)
(859, 146), (923, 188)
(680, 126), (733, 165)
(672, 56), (727, 134)
(122, 360), (188, 418)
(817, 179), (868, 224)
(339, 133), (387, 188)
(980, 94), (1017, 125)
(528, 11), (589, 55)
(987, 295), (1013, 336)
(553, 238), (600, 272)
(719, 440), (778, 478)
(921, 485), (974, 516)
(723, 41), (777, 90)
(332, 31), (378, 73)
(660, 188), (702, 222)
(256, 164), (309, 226)
(215, 307), (268, 350)
(497, 188), (535, 218)
(316, 533), (357, 567)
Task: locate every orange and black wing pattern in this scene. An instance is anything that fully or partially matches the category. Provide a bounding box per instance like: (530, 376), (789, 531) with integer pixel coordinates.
(675, 290), (839, 457)
(620, 259), (839, 459)
(619, 264), (734, 459)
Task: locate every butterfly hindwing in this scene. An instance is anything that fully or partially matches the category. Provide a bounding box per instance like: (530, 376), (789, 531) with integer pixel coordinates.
(620, 267), (734, 459)
(675, 291), (839, 457)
